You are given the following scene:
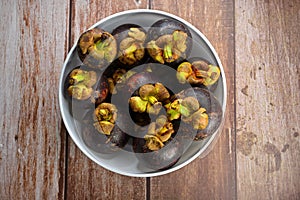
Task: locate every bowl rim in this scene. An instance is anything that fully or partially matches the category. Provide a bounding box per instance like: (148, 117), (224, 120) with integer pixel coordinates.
(59, 9), (227, 177)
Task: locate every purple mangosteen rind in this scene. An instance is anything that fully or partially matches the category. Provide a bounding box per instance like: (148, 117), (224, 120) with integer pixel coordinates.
(77, 27), (117, 70)
(64, 66), (111, 121)
(64, 65), (110, 104)
(82, 124), (129, 154)
(82, 124), (119, 154)
(133, 137), (183, 170)
(146, 18), (193, 66)
(112, 24), (148, 68)
(176, 87), (223, 140)
(146, 18), (192, 44)
(112, 24), (147, 43)
(107, 125), (130, 148)
(90, 75), (110, 106)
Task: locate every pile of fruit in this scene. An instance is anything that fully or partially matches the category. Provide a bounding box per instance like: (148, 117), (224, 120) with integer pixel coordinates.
(64, 18), (223, 170)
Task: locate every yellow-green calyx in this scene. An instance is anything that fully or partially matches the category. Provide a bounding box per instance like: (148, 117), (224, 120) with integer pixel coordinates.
(67, 69), (97, 100)
(176, 60), (220, 86)
(129, 83), (170, 115)
(183, 107), (209, 130)
(118, 28), (146, 65)
(165, 96), (209, 130)
(145, 115), (175, 151)
(165, 97), (198, 121)
(79, 28), (117, 65)
(93, 103), (117, 135)
(147, 30), (188, 64)
(144, 135), (164, 151)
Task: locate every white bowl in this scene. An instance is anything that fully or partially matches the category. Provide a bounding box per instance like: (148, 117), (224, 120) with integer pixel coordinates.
(59, 9), (227, 177)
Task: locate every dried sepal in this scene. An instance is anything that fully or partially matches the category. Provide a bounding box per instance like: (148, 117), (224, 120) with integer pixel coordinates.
(147, 30), (188, 64)
(147, 102), (162, 115)
(129, 96), (148, 113)
(67, 84), (94, 100)
(165, 96), (209, 130)
(78, 28), (117, 69)
(93, 121), (115, 136)
(165, 99), (181, 121)
(145, 115), (175, 151)
(165, 97), (198, 120)
(69, 69), (97, 87)
(176, 62), (193, 84)
(139, 83), (170, 102)
(139, 84), (156, 101)
(183, 107), (209, 130)
(118, 27), (146, 66)
(181, 97), (200, 113)
(145, 135), (164, 151)
(128, 27), (146, 41)
(155, 117), (174, 142)
(176, 59), (221, 86)
(173, 30), (188, 52)
(93, 103), (117, 135)
(203, 65), (220, 86)
(129, 83), (170, 114)
(154, 83), (170, 102)
(67, 69), (97, 100)
(146, 41), (164, 64)
(107, 78), (116, 94)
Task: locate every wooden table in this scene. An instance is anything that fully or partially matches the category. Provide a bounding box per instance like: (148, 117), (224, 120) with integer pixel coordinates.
(1, 0), (299, 199)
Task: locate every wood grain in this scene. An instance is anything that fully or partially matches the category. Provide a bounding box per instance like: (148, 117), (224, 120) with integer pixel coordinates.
(66, 0), (148, 199)
(149, 0), (236, 199)
(0, 0), (69, 199)
(235, 0), (300, 199)
(1, 0), (298, 199)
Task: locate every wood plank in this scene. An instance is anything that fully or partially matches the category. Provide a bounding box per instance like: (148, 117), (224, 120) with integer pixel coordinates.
(0, 0), (69, 199)
(66, 0), (148, 199)
(235, 0), (300, 199)
(149, 0), (236, 199)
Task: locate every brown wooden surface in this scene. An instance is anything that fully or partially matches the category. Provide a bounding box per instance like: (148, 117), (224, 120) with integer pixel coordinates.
(0, 0), (69, 199)
(0, 0), (299, 200)
(235, 0), (300, 199)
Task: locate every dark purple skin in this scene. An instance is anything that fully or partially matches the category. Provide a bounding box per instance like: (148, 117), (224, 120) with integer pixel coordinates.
(125, 71), (159, 94)
(82, 124), (118, 154)
(176, 87), (223, 140)
(129, 110), (151, 127)
(108, 125), (130, 148)
(112, 24), (148, 68)
(112, 24), (146, 44)
(111, 71), (159, 109)
(133, 137), (183, 170)
(102, 59), (125, 78)
(77, 27), (117, 70)
(146, 18), (193, 66)
(101, 59), (132, 97)
(90, 75), (109, 106)
(101, 69), (159, 140)
(82, 124), (129, 154)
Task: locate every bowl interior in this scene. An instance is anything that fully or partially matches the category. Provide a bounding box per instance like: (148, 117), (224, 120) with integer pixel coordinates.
(59, 9), (226, 177)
